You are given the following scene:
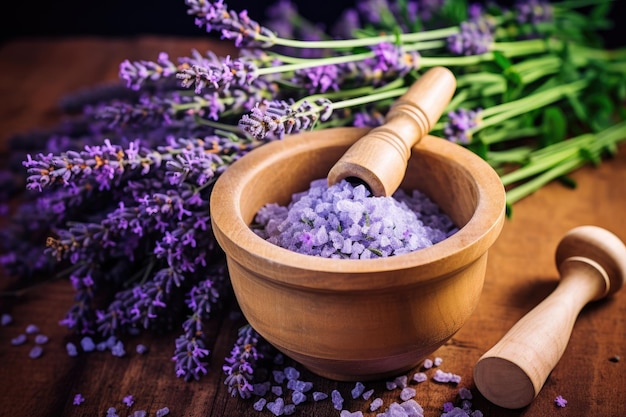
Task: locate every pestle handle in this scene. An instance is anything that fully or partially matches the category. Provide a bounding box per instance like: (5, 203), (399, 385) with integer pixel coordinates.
(473, 225), (626, 409)
(327, 66), (456, 196)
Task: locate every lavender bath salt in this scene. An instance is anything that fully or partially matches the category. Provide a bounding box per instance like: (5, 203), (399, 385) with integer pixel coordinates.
(253, 179), (457, 259)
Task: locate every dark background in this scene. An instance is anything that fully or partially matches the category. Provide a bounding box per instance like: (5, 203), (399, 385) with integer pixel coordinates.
(1, 0), (625, 48)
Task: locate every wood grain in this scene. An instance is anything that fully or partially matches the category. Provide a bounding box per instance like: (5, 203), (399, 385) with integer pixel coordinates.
(0, 37), (625, 417)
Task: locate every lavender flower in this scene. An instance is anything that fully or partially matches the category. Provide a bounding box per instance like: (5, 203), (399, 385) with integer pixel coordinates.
(238, 98), (332, 140)
(176, 55), (258, 94)
(119, 52), (179, 91)
(443, 108), (482, 144)
(447, 20), (494, 56)
(515, 0), (553, 25)
(222, 324), (264, 398)
(185, 0), (277, 47)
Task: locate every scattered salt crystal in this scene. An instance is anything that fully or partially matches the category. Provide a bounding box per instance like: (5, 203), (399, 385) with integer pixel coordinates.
(422, 359), (433, 369)
(459, 387), (473, 400)
(136, 344), (148, 354)
(394, 375), (408, 389)
(386, 381), (397, 390)
(34, 334), (49, 344)
(111, 340), (126, 357)
(351, 381), (365, 399)
(554, 395), (568, 408)
(434, 357), (443, 366)
(273, 370), (286, 384)
(155, 407), (170, 417)
(253, 398), (267, 411)
(66, 342), (78, 357)
(400, 387), (416, 401)
(340, 411), (364, 417)
(80, 336), (96, 352)
(25, 324), (40, 334)
(412, 372), (427, 383)
(433, 369), (461, 384)
(331, 389), (344, 410)
(362, 388), (375, 400)
(292, 390), (306, 405)
(271, 385), (283, 396)
(400, 399), (424, 417)
(11, 334), (27, 346)
(253, 381), (270, 396)
(370, 398), (384, 412)
(267, 397), (285, 416)
(312, 391), (328, 401)
(1, 313), (12, 326)
(29, 345), (44, 359)
(283, 404), (296, 415)
(130, 411), (146, 417)
(283, 366), (300, 381)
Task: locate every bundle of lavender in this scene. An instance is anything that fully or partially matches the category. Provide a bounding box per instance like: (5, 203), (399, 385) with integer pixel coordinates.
(1, 0), (625, 396)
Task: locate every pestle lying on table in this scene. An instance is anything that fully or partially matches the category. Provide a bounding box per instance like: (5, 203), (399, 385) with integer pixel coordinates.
(473, 225), (626, 409)
(327, 66), (456, 197)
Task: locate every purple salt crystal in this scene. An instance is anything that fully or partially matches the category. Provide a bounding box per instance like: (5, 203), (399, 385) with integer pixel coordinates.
(412, 372), (427, 383)
(283, 366), (300, 381)
(422, 359), (433, 369)
(386, 381), (397, 390)
(81, 336), (96, 352)
(283, 404), (296, 415)
(434, 357), (443, 366)
(362, 388), (375, 400)
(11, 334), (27, 346)
(266, 397), (285, 416)
(271, 385), (283, 396)
(1, 313), (12, 326)
(253, 381), (271, 396)
(370, 397), (384, 411)
(312, 391), (328, 401)
(331, 389), (344, 410)
(29, 345), (44, 359)
(272, 370), (286, 384)
(253, 398), (267, 411)
(66, 342), (78, 357)
(459, 387), (473, 400)
(351, 382), (365, 399)
(34, 334), (49, 344)
(400, 387), (416, 401)
(292, 390), (306, 405)
(394, 375), (408, 389)
(400, 399), (424, 417)
(25, 324), (40, 334)
(155, 408), (170, 417)
(340, 411), (364, 417)
(136, 344), (148, 354)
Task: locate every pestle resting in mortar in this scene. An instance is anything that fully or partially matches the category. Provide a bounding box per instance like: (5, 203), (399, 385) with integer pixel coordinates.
(473, 225), (626, 409)
(327, 66), (456, 197)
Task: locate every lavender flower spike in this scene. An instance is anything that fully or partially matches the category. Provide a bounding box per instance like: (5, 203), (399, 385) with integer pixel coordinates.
(443, 108), (482, 144)
(119, 52), (178, 91)
(176, 55), (258, 94)
(238, 98), (333, 140)
(185, 0), (277, 47)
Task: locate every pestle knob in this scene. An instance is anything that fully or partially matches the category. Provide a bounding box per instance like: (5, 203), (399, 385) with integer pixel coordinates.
(327, 66), (456, 196)
(473, 225), (626, 409)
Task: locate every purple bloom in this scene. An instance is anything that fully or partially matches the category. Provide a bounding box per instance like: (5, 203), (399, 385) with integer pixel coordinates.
(515, 0), (553, 25)
(447, 19), (494, 56)
(222, 324), (263, 398)
(238, 98), (332, 140)
(122, 395), (134, 407)
(443, 108), (482, 144)
(73, 393), (85, 405)
(119, 52), (178, 91)
(352, 110), (385, 128)
(555, 395), (568, 407)
(185, 0), (277, 47)
(176, 55), (258, 94)
(291, 65), (340, 94)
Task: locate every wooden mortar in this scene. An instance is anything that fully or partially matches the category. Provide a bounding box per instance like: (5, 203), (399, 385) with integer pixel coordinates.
(210, 127), (506, 381)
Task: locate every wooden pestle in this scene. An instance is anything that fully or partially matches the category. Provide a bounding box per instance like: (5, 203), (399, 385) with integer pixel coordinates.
(473, 225), (626, 409)
(327, 66), (456, 196)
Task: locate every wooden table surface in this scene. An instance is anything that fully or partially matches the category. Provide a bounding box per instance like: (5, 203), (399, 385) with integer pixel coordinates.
(0, 37), (624, 417)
